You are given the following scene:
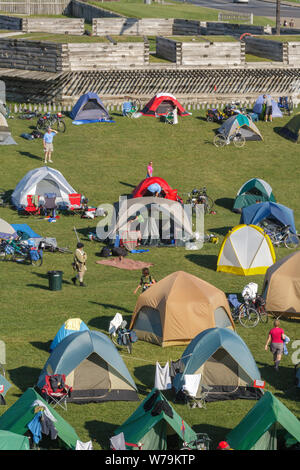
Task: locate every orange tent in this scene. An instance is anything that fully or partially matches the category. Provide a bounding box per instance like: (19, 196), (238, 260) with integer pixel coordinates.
(130, 271), (234, 347)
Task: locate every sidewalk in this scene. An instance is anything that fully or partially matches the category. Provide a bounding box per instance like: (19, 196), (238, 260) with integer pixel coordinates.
(258, 0), (300, 7)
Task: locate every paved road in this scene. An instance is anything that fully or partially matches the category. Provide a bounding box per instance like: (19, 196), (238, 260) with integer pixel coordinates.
(186, 0), (300, 19)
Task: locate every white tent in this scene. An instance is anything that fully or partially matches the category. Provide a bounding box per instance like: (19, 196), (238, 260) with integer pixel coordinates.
(217, 224), (276, 275)
(0, 113), (17, 146)
(0, 218), (17, 239)
(11, 167), (77, 208)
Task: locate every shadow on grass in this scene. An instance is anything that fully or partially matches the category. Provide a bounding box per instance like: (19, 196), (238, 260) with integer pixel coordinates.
(8, 366), (41, 392)
(19, 151), (42, 161)
(185, 254), (217, 271)
(88, 313), (132, 331)
(134, 364), (156, 389)
(30, 340), (52, 353)
(89, 301), (132, 314)
(209, 226), (232, 236)
(31, 271), (72, 285)
(215, 197), (235, 211)
(85, 420), (119, 450)
(256, 361), (295, 393)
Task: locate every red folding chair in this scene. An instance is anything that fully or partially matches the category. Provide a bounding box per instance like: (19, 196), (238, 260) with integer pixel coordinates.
(41, 374), (72, 411)
(24, 195), (40, 216)
(68, 193), (82, 213)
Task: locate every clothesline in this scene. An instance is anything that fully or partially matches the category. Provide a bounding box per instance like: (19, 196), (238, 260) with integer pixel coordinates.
(120, 353), (192, 364)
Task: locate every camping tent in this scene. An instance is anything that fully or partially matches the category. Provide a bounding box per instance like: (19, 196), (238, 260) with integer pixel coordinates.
(11, 166), (77, 209)
(279, 113), (300, 143)
(262, 251), (300, 317)
(0, 217), (18, 239)
(217, 114), (263, 141)
(217, 224), (276, 275)
(173, 328), (263, 402)
(113, 388), (197, 450)
(141, 93), (190, 117)
(37, 330), (139, 403)
(132, 177), (182, 203)
(226, 391), (300, 450)
(130, 271), (235, 347)
(70, 92), (112, 122)
(0, 430), (30, 450)
(0, 112), (17, 145)
(233, 178), (276, 213)
(253, 95), (283, 118)
(49, 318), (90, 352)
(0, 388), (79, 449)
(106, 197), (193, 247)
(240, 201), (297, 234)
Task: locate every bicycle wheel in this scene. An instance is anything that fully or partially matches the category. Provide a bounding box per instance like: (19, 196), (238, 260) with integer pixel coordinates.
(31, 255), (43, 267)
(258, 307), (268, 324)
(239, 306), (259, 328)
(213, 134), (226, 148)
(233, 134), (246, 148)
(36, 118), (47, 131)
(204, 196), (214, 214)
(284, 234), (298, 249)
(54, 119), (66, 133)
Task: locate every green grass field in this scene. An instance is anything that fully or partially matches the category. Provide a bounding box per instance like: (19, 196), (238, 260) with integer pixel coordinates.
(0, 105), (299, 450)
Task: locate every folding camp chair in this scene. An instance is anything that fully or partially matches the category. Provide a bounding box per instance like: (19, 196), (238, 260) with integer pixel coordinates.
(24, 195), (40, 216)
(41, 374), (72, 411)
(68, 193), (82, 213)
(44, 194), (57, 218)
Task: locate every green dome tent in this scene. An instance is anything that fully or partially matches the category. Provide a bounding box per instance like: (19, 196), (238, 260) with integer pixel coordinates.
(0, 430), (30, 450)
(227, 391), (300, 450)
(233, 178), (276, 213)
(279, 113), (300, 143)
(113, 388), (197, 450)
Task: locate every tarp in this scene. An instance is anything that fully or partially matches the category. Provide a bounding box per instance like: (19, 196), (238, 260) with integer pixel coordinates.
(11, 224), (41, 239)
(0, 430), (29, 450)
(227, 392), (300, 450)
(113, 388), (197, 450)
(262, 251), (300, 316)
(173, 328), (262, 400)
(0, 217), (18, 239)
(11, 166), (77, 208)
(130, 271), (234, 347)
(253, 95), (283, 118)
(233, 178), (276, 212)
(0, 388), (79, 449)
(49, 318), (90, 352)
(240, 201), (297, 234)
(70, 92), (111, 122)
(217, 224), (275, 275)
(217, 114), (263, 141)
(141, 93), (190, 117)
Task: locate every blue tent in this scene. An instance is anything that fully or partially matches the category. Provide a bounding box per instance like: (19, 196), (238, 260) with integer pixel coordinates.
(49, 318), (89, 352)
(11, 224), (41, 239)
(240, 202), (297, 234)
(37, 330), (138, 403)
(70, 92), (112, 123)
(253, 95), (283, 118)
(173, 328), (262, 401)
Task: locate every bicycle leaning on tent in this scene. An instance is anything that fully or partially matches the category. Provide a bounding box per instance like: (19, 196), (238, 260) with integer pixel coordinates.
(109, 320), (137, 354)
(229, 293), (268, 328)
(213, 130), (245, 148)
(263, 224), (298, 250)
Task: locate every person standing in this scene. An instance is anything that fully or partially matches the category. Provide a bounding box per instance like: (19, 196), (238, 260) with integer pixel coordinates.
(146, 161), (153, 178)
(264, 319), (286, 371)
(43, 127), (57, 164)
(263, 95), (273, 122)
(72, 242), (87, 287)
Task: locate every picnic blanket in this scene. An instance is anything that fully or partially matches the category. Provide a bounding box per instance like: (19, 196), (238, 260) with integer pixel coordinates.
(96, 258), (153, 270)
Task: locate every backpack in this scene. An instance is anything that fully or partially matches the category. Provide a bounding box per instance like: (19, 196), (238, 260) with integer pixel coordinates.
(100, 246), (111, 257)
(21, 133), (34, 140)
(31, 130), (43, 139)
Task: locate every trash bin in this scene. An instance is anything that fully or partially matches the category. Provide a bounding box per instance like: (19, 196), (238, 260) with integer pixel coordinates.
(48, 270), (63, 291)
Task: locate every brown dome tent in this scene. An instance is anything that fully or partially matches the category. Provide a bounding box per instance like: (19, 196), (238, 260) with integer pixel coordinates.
(263, 251), (300, 317)
(130, 271), (235, 347)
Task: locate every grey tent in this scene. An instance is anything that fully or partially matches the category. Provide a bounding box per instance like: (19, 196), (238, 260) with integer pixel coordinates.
(173, 328), (263, 401)
(70, 92), (111, 121)
(0, 112), (16, 145)
(217, 114), (263, 141)
(100, 196), (193, 247)
(37, 330), (139, 403)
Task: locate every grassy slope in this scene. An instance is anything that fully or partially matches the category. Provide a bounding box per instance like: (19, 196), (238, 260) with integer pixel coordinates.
(0, 108), (299, 449)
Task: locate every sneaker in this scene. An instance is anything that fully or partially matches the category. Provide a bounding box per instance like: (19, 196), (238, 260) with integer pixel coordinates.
(80, 282), (86, 287)
(49, 160), (53, 163)
(71, 277), (77, 286)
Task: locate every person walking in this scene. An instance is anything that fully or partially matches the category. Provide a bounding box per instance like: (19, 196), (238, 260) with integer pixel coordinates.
(43, 127), (58, 164)
(72, 242), (87, 287)
(146, 161), (153, 178)
(264, 319), (286, 371)
(263, 95), (273, 122)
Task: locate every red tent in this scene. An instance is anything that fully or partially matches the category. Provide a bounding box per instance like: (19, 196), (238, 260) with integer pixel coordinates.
(141, 93), (190, 117)
(132, 177), (183, 203)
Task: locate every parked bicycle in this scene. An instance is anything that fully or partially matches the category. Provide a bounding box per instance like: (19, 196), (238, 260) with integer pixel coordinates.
(213, 130), (245, 148)
(0, 239), (43, 266)
(181, 433), (212, 451)
(263, 224), (298, 249)
(186, 187), (214, 214)
(231, 293), (268, 328)
(110, 320), (137, 354)
(36, 112), (66, 133)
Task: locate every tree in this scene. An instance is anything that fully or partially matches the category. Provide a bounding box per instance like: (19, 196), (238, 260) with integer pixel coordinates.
(276, 0), (281, 35)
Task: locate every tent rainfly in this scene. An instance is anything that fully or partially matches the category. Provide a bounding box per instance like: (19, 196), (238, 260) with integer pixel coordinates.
(217, 114), (263, 141)
(0, 217), (18, 239)
(279, 113), (300, 143)
(226, 391), (300, 450)
(141, 93), (190, 117)
(70, 92), (112, 122)
(37, 330), (139, 403)
(130, 271), (235, 347)
(173, 328), (263, 402)
(50, 318), (90, 352)
(132, 177), (182, 203)
(240, 201), (297, 235)
(217, 224), (276, 275)
(113, 388), (197, 450)
(233, 178), (276, 213)
(0, 430), (30, 450)
(253, 95), (283, 118)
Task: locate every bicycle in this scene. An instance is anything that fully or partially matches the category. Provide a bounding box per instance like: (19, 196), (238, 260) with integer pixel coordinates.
(36, 112), (66, 133)
(186, 187), (214, 214)
(213, 130), (246, 148)
(238, 295), (260, 328)
(264, 224), (298, 249)
(181, 433), (212, 451)
(122, 99), (141, 118)
(110, 320), (134, 354)
(0, 240), (43, 266)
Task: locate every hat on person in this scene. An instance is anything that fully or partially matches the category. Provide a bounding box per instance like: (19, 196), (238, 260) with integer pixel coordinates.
(77, 242), (84, 249)
(217, 441), (230, 450)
